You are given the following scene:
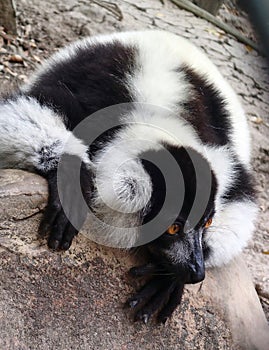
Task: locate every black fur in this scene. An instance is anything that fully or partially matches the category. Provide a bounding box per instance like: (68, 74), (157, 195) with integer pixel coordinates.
(140, 145), (217, 229)
(180, 66), (231, 146)
(88, 125), (123, 160)
(24, 40), (138, 249)
(38, 154), (93, 250)
(26, 40), (137, 131)
(222, 160), (256, 203)
(140, 157), (166, 225)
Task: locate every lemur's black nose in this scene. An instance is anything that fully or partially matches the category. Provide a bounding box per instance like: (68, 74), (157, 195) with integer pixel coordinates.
(187, 235), (205, 284)
(188, 262), (205, 284)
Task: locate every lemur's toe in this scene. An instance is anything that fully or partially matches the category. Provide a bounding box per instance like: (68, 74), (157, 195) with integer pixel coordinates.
(48, 238), (60, 250)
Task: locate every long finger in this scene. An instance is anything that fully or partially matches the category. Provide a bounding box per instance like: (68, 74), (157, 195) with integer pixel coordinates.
(157, 282), (185, 324)
(134, 280), (176, 323)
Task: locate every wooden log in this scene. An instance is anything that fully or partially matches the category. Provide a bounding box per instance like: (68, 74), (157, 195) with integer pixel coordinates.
(0, 0), (17, 35)
(170, 0), (262, 54)
(191, 0), (226, 15)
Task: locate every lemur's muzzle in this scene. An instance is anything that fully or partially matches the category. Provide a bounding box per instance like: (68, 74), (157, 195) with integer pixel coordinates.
(185, 233), (205, 284)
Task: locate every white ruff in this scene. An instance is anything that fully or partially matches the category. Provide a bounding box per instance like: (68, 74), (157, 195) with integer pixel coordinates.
(205, 200), (258, 267)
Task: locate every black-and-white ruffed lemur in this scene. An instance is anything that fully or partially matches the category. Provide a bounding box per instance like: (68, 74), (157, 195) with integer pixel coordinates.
(0, 31), (258, 324)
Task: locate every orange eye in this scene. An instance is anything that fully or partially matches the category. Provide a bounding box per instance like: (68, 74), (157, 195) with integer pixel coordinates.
(205, 218), (213, 228)
(167, 224), (181, 235)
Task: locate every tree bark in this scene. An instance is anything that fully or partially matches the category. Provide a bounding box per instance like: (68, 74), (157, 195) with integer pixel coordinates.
(0, 0), (17, 35)
(191, 0), (226, 15)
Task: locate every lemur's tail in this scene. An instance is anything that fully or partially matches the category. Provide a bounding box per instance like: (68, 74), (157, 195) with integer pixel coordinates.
(0, 96), (89, 174)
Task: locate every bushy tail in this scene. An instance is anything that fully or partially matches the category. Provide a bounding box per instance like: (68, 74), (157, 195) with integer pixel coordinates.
(0, 96), (89, 174)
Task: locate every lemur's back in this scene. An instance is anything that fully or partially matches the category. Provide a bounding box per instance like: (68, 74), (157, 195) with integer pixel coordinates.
(21, 30), (250, 165)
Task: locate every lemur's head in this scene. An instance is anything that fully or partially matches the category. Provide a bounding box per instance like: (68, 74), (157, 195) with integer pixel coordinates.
(138, 145), (217, 285)
(93, 142), (217, 285)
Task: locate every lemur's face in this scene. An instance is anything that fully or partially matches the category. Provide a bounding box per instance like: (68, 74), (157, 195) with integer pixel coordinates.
(140, 145), (217, 285)
(145, 209), (215, 284)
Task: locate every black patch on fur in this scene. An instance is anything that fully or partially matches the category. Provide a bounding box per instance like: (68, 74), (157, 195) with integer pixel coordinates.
(25, 40), (137, 151)
(202, 243), (211, 261)
(140, 145), (217, 270)
(140, 158), (166, 225)
(87, 125), (123, 160)
(140, 145), (217, 229)
(38, 154), (93, 250)
(222, 161), (256, 202)
(180, 66), (231, 146)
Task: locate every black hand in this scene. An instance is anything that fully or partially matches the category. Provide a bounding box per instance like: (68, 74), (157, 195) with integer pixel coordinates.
(39, 154), (92, 250)
(127, 263), (185, 323)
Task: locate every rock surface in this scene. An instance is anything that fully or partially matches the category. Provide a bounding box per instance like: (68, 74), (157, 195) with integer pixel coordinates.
(0, 169), (268, 350)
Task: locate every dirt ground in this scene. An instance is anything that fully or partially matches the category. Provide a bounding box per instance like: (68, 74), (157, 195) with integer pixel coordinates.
(0, 0), (268, 320)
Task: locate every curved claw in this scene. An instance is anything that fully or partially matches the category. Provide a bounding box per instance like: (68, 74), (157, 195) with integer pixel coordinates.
(127, 299), (139, 309)
(134, 312), (149, 324)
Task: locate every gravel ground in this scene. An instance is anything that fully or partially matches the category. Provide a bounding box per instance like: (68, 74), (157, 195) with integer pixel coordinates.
(0, 0), (268, 319)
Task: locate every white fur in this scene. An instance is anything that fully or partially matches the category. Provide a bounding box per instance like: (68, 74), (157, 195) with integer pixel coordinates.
(205, 200), (258, 267)
(94, 140), (152, 214)
(131, 31), (251, 166)
(203, 145), (237, 208)
(0, 97), (90, 172)
(90, 106), (238, 225)
(122, 30), (251, 166)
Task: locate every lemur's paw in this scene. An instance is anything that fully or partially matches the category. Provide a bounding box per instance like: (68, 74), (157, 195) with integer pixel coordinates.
(39, 172), (79, 251)
(126, 264), (185, 324)
(39, 155), (92, 251)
